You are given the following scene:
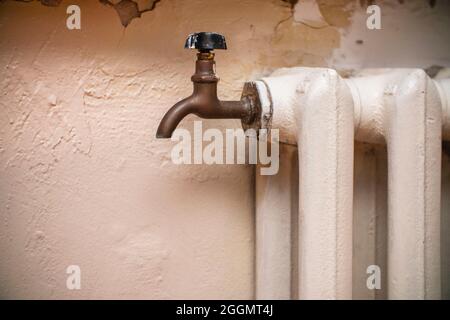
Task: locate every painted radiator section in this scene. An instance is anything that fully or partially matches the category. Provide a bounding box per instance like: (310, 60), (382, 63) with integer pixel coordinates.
(252, 68), (450, 300)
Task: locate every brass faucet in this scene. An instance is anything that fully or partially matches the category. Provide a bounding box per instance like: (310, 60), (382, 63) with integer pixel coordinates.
(156, 32), (255, 138)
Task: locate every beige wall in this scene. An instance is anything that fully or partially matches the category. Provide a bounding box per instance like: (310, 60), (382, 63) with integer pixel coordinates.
(0, 0), (448, 299)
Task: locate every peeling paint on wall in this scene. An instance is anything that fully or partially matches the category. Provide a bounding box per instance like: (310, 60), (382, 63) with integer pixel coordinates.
(331, 0), (450, 69)
(293, 0), (329, 28)
(100, 0), (160, 27)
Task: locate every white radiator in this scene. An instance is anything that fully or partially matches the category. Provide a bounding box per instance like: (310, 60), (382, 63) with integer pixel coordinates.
(247, 68), (450, 300)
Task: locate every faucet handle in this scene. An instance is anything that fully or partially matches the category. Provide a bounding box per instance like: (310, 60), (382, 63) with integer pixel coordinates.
(184, 32), (227, 52)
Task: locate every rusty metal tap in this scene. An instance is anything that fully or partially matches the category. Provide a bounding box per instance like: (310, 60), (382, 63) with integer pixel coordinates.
(156, 32), (255, 138)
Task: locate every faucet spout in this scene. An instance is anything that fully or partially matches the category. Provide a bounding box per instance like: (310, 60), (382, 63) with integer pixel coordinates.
(156, 97), (196, 138)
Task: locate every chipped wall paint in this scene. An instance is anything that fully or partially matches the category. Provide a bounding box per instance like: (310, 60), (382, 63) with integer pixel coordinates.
(331, 0), (450, 69)
(0, 0), (449, 299)
(100, 0), (160, 27)
(293, 0), (329, 28)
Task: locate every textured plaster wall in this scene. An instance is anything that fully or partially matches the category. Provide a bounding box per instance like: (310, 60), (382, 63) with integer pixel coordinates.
(0, 0), (449, 299)
(0, 0), (349, 299)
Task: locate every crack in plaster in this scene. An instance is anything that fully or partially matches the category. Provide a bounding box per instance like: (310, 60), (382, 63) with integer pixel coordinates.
(12, 0), (160, 27)
(12, 0), (62, 6)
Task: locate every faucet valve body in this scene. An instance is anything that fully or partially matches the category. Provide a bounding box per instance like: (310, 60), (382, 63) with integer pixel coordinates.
(191, 53), (218, 83)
